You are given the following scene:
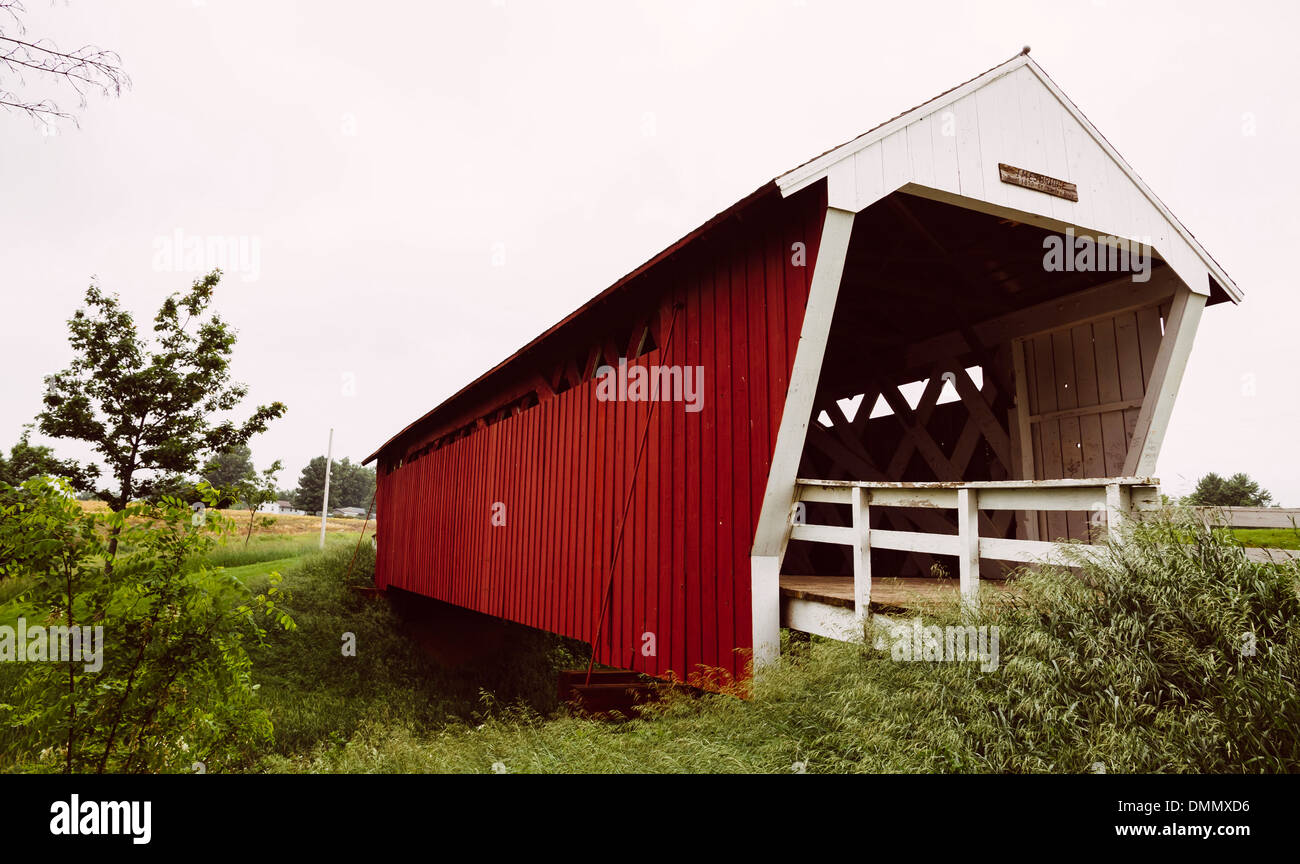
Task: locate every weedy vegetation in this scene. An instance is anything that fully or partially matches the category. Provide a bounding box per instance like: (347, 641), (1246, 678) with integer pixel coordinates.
(4, 488), (1298, 774)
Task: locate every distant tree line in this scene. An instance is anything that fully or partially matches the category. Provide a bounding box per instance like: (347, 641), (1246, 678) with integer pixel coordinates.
(291, 456), (375, 514)
(136, 446), (377, 515)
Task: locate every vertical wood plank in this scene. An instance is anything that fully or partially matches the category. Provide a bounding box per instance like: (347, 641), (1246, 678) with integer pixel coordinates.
(1031, 333), (1066, 541)
(957, 487), (980, 610)
(1091, 316), (1128, 476)
(851, 486), (872, 630)
(1052, 330), (1086, 540)
(1011, 338), (1038, 541)
(1114, 310), (1145, 457)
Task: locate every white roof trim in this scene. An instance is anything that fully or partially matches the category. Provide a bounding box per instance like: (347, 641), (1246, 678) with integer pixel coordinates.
(775, 54), (1242, 303)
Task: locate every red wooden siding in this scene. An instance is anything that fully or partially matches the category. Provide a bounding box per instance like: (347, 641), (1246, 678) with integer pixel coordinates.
(375, 184), (827, 683)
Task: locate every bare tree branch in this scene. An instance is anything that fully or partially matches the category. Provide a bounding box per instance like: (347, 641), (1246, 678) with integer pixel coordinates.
(0, 1), (128, 127)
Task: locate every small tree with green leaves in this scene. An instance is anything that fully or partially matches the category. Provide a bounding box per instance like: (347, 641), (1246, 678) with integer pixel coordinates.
(38, 271), (287, 511)
(0, 425), (97, 501)
(0, 476), (295, 773)
(237, 459), (283, 548)
(36, 270), (286, 559)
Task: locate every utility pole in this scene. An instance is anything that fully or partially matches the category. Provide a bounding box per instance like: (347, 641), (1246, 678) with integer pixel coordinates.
(319, 427), (333, 550)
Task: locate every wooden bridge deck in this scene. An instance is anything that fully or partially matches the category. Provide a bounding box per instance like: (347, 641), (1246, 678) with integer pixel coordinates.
(779, 574), (1012, 612)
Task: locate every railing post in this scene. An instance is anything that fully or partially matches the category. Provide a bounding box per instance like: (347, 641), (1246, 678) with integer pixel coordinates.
(1105, 482), (1130, 537)
(850, 485), (871, 635)
(957, 487), (979, 612)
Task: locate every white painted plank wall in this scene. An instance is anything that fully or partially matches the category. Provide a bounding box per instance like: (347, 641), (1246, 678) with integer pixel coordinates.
(807, 64), (1214, 296)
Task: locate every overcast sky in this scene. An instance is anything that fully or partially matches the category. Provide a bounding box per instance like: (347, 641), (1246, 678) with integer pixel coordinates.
(2, 0), (1296, 504)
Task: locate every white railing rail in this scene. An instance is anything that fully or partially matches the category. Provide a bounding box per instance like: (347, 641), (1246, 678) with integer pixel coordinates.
(1190, 506), (1300, 530)
(789, 477), (1161, 621)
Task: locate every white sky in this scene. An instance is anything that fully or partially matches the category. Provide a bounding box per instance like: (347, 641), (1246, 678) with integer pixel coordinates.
(1, 0), (1296, 504)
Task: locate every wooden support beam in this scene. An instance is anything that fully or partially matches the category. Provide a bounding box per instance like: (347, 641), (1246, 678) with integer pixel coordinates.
(1123, 286), (1206, 476)
(562, 355), (582, 389)
(884, 373), (946, 477)
(602, 336), (623, 368)
(950, 366), (1012, 469)
(806, 424), (886, 482)
(1028, 398), (1145, 424)
(531, 372), (557, 401)
(626, 313), (651, 358)
(904, 269), (1180, 373)
(752, 207), (856, 670)
(848, 388), (881, 435)
(804, 426), (946, 573)
(581, 344), (603, 380)
(949, 414), (983, 478)
(876, 383), (1001, 525)
(877, 382), (956, 480)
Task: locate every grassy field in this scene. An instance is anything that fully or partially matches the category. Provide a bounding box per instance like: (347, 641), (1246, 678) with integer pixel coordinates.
(230, 543), (586, 769)
(121, 510), (589, 769)
(1233, 527), (1300, 550)
(244, 515), (1300, 774)
(76, 499), (373, 537)
(8, 505), (1299, 773)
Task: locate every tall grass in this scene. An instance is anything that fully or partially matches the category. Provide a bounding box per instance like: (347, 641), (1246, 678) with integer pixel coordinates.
(198, 533), (354, 571)
(258, 510), (1300, 774)
(237, 543), (587, 768)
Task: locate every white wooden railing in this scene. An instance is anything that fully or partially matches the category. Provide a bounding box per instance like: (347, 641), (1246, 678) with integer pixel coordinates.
(789, 477), (1161, 620)
(1190, 506), (1300, 530)
(1191, 507), (1300, 564)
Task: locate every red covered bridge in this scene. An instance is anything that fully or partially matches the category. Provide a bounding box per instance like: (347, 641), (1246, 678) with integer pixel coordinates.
(365, 52), (1239, 685)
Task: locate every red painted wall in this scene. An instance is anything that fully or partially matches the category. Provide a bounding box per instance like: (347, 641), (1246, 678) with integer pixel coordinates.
(375, 183), (826, 683)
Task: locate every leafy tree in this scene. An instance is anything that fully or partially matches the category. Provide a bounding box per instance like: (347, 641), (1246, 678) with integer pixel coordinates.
(203, 444), (254, 491)
(0, 477), (294, 772)
(334, 458), (376, 511)
(143, 473), (201, 505)
(291, 456), (330, 514)
(202, 444), (255, 508)
(291, 456), (374, 513)
(0, 425), (97, 495)
(37, 270), (286, 516)
(1185, 472), (1274, 508)
(236, 459), (283, 548)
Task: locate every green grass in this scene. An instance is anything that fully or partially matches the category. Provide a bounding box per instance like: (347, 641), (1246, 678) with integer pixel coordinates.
(8, 508), (1299, 774)
(229, 544), (587, 768)
(197, 532), (356, 571)
(1232, 528), (1300, 550)
(255, 512), (1300, 774)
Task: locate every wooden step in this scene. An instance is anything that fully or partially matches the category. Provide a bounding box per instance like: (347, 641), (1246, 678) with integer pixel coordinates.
(557, 669), (658, 718)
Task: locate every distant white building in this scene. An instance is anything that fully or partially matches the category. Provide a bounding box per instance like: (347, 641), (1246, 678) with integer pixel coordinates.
(332, 506), (368, 519)
(259, 499), (306, 515)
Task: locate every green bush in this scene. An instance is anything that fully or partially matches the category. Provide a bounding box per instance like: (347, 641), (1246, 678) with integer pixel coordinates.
(965, 509), (1300, 772)
(0, 477), (294, 773)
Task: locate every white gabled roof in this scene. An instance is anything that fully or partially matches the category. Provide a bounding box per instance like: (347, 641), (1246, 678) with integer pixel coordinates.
(776, 52), (1241, 303)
